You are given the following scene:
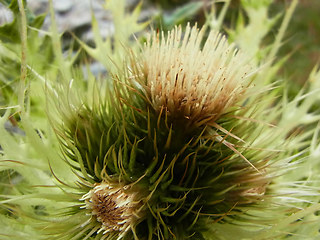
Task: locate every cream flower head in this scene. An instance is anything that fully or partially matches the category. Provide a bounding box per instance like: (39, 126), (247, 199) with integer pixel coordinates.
(132, 24), (255, 128)
(81, 182), (142, 239)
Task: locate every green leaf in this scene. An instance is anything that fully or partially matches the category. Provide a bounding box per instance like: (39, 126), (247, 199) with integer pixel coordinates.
(0, 18), (20, 43)
(163, 2), (204, 28)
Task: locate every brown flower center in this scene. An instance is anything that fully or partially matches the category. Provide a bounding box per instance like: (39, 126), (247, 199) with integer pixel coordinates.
(81, 182), (140, 235)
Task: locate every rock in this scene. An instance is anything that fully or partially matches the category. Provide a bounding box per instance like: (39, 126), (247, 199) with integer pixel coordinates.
(27, 0), (48, 15)
(53, 0), (74, 13)
(0, 3), (13, 26)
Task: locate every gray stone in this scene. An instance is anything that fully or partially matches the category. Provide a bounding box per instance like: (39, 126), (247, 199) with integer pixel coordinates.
(0, 3), (13, 26)
(27, 0), (48, 15)
(53, 0), (74, 13)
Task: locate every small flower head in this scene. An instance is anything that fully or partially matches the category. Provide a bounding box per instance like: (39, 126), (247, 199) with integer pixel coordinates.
(132, 24), (254, 127)
(81, 182), (142, 238)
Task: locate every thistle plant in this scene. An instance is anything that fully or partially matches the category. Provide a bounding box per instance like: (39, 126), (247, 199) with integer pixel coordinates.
(1, 0), (320, 240)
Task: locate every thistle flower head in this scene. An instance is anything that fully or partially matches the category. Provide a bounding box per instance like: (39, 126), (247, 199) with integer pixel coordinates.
(81, 182), (142, 238)
(132, 25), (254, 127)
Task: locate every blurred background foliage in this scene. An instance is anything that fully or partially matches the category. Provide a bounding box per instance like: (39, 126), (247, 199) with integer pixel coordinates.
(272, 0), (320, 89)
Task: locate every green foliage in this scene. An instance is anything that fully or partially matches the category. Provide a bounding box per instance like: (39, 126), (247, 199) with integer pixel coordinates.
(0, 0), (53, 118)
(274, 0), (320, 91)
(149, 0), (188, 9)
(226, 0), (282, 60)
(75, 0), (148, 75)
(157, 1), (204, 30)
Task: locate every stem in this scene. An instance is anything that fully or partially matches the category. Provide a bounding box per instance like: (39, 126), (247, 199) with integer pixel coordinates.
(205, 0), (231, 31)
(18, 0), (28, 116)
(216, 0), (231, 30)
(48, 0), (71, 80)
(267, 0), (298, 63)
